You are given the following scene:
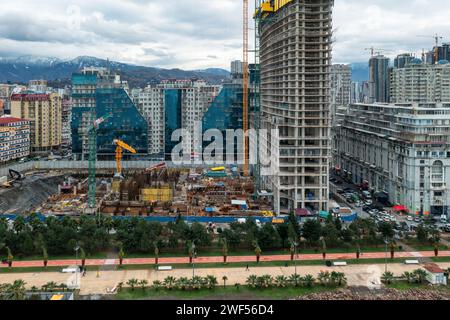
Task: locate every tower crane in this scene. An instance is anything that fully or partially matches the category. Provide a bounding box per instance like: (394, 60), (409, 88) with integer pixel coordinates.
(87, 113), (112, 210)
(417, 34), (444, 63)
(114, 139), (137, 178)
(364, 47), (390, 57)
(243, 0), (249, 177)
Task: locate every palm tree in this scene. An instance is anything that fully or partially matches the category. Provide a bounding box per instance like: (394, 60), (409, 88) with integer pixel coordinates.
(6, 247), (13, 268)
(127, 278), (138, 291)
(413, 269), (427, 284)
(253, 241), (262, 263)
(289, 274), (302, 287)
(152, 280), (162, 291)
(80, 247), (86, 267)
(177, 277), (190, 291)
(289, 239), (295, 261)
(221, 276), (228, 288)
(390, 242), (395, 259)
(275, 275), (288, 288)
(154, 243), (160, 266)
(118, 247), (125, 266)
(246, 275), (258, 289)
(321, 239), (327, 259)
(318, 271), (331, 286)
(42, 246), (48, 268)
(330, 271), (339, 286)
(434, 243), (439, 257)
(191, 276), (203, 290)
(10, 280), (26, 300)
(356, 244), (361, 259)
(139, 279), (148, 291)
(402, 271), (413, 284)
(234, 283), (241, 291)
(163, 276), (176, 290)
(188, 241), (195, 264)
(334, 272), (347, 287)
(302, 274), (315, 288)
(381, 271), (394, 284)
(43, 281), (57, 292)
(222, 240), (228, 264)
(30, 286), (38, 293)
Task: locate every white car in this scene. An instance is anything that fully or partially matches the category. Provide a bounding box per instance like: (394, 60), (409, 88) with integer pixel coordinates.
(365, 200), (373, 206)
(406, 216), (413, 222)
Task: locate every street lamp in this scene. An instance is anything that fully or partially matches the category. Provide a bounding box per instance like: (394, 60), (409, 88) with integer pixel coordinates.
(74, 244), (80, 287)
(384, 237), (388, 274)
(192, 242), (197, 278)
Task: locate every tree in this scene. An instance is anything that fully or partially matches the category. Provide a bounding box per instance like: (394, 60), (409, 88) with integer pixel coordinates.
(317, 271), (330, 286)
(118, 247), (125, 266)
(412, 269), (427, 284)
(289, 239), (296, 261)
(246, 275), (258, 289)
(402, 271), (413, 284)
(356, 243), (361, 259)
(302, 220), (322, 246)
(378, 222), (394, 240)
(139, 279), (148, 291)
(163, 276), (176, 290)
(390, 242), (395, 259)
(275, 275), (288, 288)
(152, 280), (162, 291)
(416, 224), (429, 243)
(287, 212), (300, 239)
(221, 239), (228, 264)
(154, 243), (160, 266)
(302, 274), (315, 288)
(289, 274), (302, 287)
(80, 247), (86, 267)
(6, 247), (13, 268)
(221, 276), (228, 288)
(10, 280), (26, 300)
(321, 239), (327, 260)
(253, 241), (262, 263)
(187, 241), (196, 264)
(42, 246), (48, 268)
(434, 243), (439, 257)
(127, 278), (138, 291)
(381, 271), (394, 284)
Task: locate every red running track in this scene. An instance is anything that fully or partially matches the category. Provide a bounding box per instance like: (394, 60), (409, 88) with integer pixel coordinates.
(1, 251), (449, 269)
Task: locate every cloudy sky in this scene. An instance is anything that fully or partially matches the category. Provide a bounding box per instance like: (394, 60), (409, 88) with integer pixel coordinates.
(0, 0), (449, 70)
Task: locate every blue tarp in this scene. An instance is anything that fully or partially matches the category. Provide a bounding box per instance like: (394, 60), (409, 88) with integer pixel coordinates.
(1, 214), (288, 225)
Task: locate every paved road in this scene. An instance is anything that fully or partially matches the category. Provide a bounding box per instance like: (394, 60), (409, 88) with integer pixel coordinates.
(1, 262), (449, 296)
(2, 250), (450, 269)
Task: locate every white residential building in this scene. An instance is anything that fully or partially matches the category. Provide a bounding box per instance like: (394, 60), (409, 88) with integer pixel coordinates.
(334, 102), (450, 217)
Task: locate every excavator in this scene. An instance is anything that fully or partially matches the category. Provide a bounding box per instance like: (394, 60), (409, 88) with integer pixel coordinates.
(114, 139), (137, 178)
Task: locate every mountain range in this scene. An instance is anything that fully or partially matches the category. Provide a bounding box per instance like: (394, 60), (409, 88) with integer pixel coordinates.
(0, 55), (370, 87)
(0, 56), (231, 88)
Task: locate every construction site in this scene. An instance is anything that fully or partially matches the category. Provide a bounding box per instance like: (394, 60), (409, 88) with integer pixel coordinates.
(0, 163), (275, 221)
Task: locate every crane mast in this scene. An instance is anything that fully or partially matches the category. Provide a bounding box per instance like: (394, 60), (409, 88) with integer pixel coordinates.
(243, 0), (249, 177)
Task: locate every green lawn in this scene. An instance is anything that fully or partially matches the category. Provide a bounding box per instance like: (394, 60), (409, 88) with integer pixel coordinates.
(115, 285), (336, 300)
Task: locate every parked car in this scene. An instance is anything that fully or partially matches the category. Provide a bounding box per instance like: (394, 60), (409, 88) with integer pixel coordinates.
(406, 216), (413, 222)
(365, 200), (373, 206)
(414, 217), (421, 223)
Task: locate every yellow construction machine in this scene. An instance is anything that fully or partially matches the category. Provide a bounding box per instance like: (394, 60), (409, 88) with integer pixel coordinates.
(113, 139), (137, 178)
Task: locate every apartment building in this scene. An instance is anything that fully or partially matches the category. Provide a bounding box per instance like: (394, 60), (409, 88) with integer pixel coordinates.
(10, 93), (62, 152)
(132, 79), (220, 158)
(334, 102), (450, 217)
(391, 60), (450, 103)
(0, 116), (30, 163)
(258, 0), (334, 214)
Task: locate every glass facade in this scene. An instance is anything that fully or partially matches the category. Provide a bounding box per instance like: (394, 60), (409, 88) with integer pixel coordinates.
(71, 72), (148, 156)
(95, 88), (148, 155)
(164, 89), (183, 157)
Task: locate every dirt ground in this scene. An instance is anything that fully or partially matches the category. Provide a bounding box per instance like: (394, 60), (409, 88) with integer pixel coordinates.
(1, 262), (449, 296)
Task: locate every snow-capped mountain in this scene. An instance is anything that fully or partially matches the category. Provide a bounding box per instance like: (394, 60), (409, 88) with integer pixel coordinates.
(0, 55), (230, 87)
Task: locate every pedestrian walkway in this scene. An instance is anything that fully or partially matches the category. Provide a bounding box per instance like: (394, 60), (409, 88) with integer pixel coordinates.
(1, 250), (449, 269)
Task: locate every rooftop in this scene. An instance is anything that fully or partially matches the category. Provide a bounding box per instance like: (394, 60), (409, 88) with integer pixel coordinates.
(424, 263), (445, 274)
(0, 116), (27, 125)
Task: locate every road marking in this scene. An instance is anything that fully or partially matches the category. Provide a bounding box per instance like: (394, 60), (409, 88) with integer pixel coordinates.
(410, 252), (423, 258)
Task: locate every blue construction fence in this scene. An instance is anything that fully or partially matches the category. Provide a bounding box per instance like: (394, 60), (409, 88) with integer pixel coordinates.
(0, 213), (288, 224)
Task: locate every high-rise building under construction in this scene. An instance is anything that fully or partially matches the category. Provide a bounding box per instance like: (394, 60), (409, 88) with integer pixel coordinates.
(257, 0), (334, 214)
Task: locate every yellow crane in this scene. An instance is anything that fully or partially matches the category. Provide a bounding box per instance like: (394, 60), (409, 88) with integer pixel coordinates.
(114, 139), (137, 178)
